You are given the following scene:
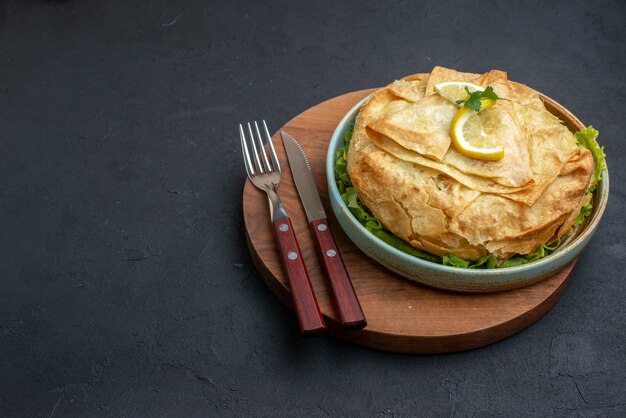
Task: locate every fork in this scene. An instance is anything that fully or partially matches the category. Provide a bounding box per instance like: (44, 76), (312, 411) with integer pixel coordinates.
(240, 120), (326, 336)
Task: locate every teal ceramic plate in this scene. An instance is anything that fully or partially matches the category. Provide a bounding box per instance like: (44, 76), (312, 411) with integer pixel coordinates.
(326, 94), (609, 293)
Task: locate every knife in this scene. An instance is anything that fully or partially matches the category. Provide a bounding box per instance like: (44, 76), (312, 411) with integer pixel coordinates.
(281, 130), (367, 330)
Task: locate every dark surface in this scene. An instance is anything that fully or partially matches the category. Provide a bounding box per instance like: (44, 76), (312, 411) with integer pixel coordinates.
(1, 0), (625, 416)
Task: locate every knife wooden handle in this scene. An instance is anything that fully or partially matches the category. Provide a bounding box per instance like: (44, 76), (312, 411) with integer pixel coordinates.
(310, 219), (367, 330)
(272, 217), (326, 336)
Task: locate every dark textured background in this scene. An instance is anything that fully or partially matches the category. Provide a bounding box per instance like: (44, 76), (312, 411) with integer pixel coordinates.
(1, 0), (625, 416)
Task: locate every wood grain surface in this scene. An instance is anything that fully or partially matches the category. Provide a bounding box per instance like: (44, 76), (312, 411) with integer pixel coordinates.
(242, 89), (576, 354)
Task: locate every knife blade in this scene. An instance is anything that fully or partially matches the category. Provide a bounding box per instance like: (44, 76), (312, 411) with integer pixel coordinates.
(281, 130), (367, 330)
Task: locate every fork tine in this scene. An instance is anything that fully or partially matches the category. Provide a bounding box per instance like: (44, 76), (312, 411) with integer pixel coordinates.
(247, 122), (264, 174)
(239, 124), (254, 177)
(254, 121), (272, 173)
(262, 120), (281, 173)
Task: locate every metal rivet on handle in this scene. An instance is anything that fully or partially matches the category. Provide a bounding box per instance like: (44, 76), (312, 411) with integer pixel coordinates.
(317, 223), (328, 232)
(326, 249), (336, 257)
(288, 251), (298, 260)
(278, 223), (289, 232)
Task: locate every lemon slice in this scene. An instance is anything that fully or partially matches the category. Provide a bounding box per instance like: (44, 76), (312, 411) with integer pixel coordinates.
(450, 107), (504, 161)
(434, 81), (485, 105)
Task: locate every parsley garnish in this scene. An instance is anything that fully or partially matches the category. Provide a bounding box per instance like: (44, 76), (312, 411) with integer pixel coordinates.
(455, 86), (507, 111)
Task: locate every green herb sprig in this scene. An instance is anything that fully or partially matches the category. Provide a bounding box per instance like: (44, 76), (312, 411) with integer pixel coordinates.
(455, 86), (507, 111)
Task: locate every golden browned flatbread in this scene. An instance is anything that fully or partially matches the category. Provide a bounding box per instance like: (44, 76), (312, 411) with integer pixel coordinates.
(347, 67), (594, 259)
(366, 94), (456, 161)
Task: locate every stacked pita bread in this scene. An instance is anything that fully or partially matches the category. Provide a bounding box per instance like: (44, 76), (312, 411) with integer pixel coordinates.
(347, 67), (594, 260)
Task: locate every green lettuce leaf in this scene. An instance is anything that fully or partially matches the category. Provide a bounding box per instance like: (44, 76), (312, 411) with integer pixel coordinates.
(573, 126), (606, 226)
(498, 239), (561, 268)
(334, 123), (602, 269)
(575, 126), (605, 193)
(575, 201), (592, 226)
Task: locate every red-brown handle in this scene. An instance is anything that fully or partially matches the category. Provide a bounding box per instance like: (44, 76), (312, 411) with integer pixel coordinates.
(272, 217), (326, 336)
(310, 219), (367, 330)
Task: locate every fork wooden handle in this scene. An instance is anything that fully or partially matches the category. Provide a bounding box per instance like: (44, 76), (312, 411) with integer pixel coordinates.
(272, 217), (326, 336)
(310, 219), (367, 330)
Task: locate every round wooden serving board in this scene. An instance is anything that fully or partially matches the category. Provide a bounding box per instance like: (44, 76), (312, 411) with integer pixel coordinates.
(243, 89), (576, 354)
